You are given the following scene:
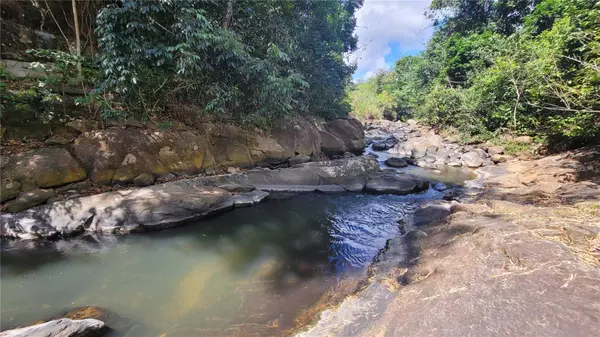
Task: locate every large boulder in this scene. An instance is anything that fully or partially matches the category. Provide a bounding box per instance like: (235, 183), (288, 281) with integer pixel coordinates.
(0, 318), (106, 337)
(2, 148), (87, 190)
(2, 188), (54, 213)
(272, 118), (322, 158)
(320, 118), (366, 156)
(72, 128), (211, 184)
(385, 157), (408, 168)
(0, 180), (21, 202)
(199, 156), (380, 193)
(0, 182), (239, 239)
(365, 172), (428, 195)
(461, 151), (484, 168)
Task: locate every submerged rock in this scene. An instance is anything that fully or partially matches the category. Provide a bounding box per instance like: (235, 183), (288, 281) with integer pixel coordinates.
(0, 318), (107, 337)
(384, 157), (408, 168)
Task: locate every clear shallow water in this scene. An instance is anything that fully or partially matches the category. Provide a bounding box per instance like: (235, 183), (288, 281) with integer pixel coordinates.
(0, 192), (443, 337)
(366, 144), (476, 185)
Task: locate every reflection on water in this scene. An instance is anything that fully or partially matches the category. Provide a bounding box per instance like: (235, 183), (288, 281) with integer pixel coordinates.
(0, 193), (438, 337)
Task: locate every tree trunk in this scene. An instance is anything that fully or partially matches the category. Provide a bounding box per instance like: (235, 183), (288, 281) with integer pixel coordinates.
(223, 0), (234, 29)
(71, 0), (82, 77)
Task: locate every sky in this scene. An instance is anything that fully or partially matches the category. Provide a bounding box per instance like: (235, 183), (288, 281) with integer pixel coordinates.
(350, 0), (434, 81)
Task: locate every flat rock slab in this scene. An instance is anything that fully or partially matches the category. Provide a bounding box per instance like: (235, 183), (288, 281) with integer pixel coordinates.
(0, 318), (106, 337)
(0, 156), (429, 240)
(365, 172), (429, 195)
(0, 182), (238, 239)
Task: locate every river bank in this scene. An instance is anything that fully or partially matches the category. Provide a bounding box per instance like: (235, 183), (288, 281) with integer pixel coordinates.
(296, 124), (600, 336)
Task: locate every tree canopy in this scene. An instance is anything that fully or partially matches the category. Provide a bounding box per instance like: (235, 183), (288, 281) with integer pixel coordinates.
(93, 0), (363, 127)
(349, 0), (600, 146)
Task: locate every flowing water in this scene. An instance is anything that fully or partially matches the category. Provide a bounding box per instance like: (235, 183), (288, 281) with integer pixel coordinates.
(0, 142), (475, 336)
(1, 191), (446, 337)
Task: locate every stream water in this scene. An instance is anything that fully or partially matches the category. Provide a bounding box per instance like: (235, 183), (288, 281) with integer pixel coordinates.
(0, 148), (473, 337)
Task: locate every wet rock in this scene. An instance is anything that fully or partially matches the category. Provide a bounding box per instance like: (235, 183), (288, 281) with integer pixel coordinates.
(385, 157), (408, 168)
(488, 146), (505, 155)
(3, 189), (54, 213)
(232, 190), (270, 207)
(365, 172), (428, 195)
(411, 148), (427, 159)
(343, 152), (356, 158)
(372, 141), (393, 151)
(0, 318), (107, 337)
(289, 155), (311, 166)
(1, 180), (21, 202)
(133, 173), (155, 187)
(62, 306), (132, 333)
(409, 202), (452, 226)
(217, 183), (255, 193)
(2, 148), (87, 189)
(461, 151), (484, 168)
(0, 183), (234, 239)
(367, 152), (379, 158)
(1, 156), (380, 239)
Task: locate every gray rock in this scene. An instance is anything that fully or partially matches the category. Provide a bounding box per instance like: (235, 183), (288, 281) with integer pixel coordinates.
(487, 146), (505, 155)
(409, 202), (452, 227)
(289, 155), (311, 166)
(474, 148), (488, 159)
(343, 152), (356, 158)
(218, 183), (256, 193)
(372, 141), (392, 151)
(1, 156), (380, 239)
(425, 145), (438, 154)
(461, 151), (484, 168)
(411, 148), (427, 159)
(422, 155), (437, 164)
(365, 172), (428, 195)
(232, 190), (269, 207)
(385, 157), (408, 168)
(1, 180), (21, 202)
(367, 152), (379, 158)
(0, 318), (106, 337)
(0, 183), (234, 239)
(3, 189), (54, 213)
(133, 173), (155, 187)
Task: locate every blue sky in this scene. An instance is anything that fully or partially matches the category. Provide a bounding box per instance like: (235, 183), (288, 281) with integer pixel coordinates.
(350, 0), (433, 81)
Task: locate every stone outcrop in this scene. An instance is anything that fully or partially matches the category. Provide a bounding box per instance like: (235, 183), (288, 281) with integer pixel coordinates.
(0, 118), (365, 202)
(319, 118), (365, 156)
(0, 156), (429, 240)
(366, 120), (511, 169)
(2, 148), (87, 190)
(0, 318), (107, 337)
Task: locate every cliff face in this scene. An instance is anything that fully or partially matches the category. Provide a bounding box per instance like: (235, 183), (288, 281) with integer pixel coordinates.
(0, 117), (366, 212)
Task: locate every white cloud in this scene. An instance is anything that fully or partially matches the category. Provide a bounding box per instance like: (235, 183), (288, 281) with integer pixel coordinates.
(350, 0), (434, 78)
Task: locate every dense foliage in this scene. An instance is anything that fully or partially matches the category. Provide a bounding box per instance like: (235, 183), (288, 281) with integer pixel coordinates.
(350, 0), (600, 145)
(94, 0), (362, 126)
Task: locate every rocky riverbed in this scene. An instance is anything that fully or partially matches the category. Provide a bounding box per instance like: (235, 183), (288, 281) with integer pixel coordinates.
(365, 119), (522, 168)
(296, 130), (600, 336)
